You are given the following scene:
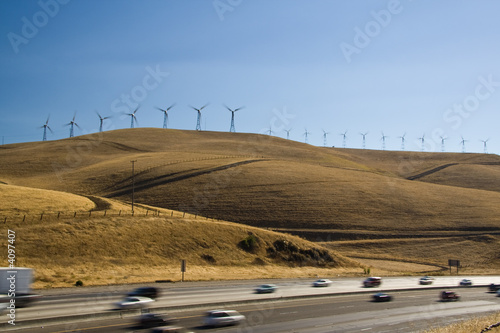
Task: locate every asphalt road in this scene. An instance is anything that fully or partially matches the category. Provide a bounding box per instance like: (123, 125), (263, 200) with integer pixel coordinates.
(3, 276), (500, 332)
(9, 288), (500, 333)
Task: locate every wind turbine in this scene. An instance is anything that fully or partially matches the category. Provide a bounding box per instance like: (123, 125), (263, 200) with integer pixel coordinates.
(480, 138), (489, 154)
(440, 135), (447, 152)
(267, 126), (274, 136)
(303, 128), (311, 144)
(380, 132), (388, 150)
(418, 134), (425, 151)
(322, 129), (330, 147)
(360, 132), (368, 149)
(65, 113), (81, 138)
(340, 131), (347, 148)
(225, 105), (244, 133)
(96, 111), (111, 132)
(125, 107), (139, 129)
(284, 128), (292, 140)
(398, 133), (406, 150)
(157, 104), (175, 129)
(460, 136), (468, 153)
(40, 115), (52, 141)
(191, 104), (208, 131)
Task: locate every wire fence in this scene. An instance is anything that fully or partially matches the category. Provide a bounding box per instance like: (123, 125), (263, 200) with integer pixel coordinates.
(1, 208), (218, 224)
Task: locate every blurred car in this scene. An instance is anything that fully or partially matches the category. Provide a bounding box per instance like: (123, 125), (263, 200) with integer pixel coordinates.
(150, 326), (194, 333)
(440, 291), (460, 301)
(128, 287), (160, 300)
(497, 289), (500, 297)
(0, 293), (41, 308)
(372, 292), (392, 302)
(114, 296), (154, 310)
(202, 309), (245, 327)
(137, 313), (177, 328)
(363, 277), (382, 287)
(488, 283), (500, 292)
(312, 279), (332, 287)
(459, 279), (472, 286)
(255, 284), (277, 294)
(419, 276), (434, 285)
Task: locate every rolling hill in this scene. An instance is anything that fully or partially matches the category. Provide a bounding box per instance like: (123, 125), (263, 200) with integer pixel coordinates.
(1, 128), (499, 278)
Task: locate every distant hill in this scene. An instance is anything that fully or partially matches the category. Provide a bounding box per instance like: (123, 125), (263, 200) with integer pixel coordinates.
(1, 128), (499, 235)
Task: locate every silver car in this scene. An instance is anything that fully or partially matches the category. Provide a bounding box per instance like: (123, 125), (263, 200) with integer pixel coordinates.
(312, 279), (332, 287)
(114, 296), (154, 310)
(203, 310), (245, 327)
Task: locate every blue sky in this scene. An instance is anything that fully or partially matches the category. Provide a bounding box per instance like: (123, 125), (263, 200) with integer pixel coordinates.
(1, 0), (499, 154)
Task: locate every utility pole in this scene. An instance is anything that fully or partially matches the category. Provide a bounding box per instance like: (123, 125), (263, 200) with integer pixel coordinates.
(131, 160), (137, 213)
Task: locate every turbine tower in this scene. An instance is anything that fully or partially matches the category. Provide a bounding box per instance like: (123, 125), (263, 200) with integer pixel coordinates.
(360, 132), (368, 149)
(267, 126), (274, 136)
(65, 113), (80, 138)
(303, 128), (311, 144)
(96, 111), (111, 132)
(340, 131), (347, 148)
(381, 132), (388, 150)
(40, 116), (52, 141)
(460, 136), (468, 153)
(480, 138), (489, 153)
(125, 107), (139, 128)
(225, 105), (244, 133)
(398, 133), (406, 150)
(322, 129), (330, 147)
(418, 134), (425, 151)
(157, 104), (175, 129)
(284, 128), (292, 140)
(191, 104), (208, 131)
(440, 135), (447, 152)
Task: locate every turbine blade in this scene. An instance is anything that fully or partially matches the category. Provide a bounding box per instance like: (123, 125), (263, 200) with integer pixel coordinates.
(167, 103), (176, 111)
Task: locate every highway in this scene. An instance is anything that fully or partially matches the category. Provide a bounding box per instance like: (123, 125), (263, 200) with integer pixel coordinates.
(3, 276), (500, 332)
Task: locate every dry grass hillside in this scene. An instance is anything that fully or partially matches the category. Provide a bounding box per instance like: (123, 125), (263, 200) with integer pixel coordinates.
(1, 128), (499, 276)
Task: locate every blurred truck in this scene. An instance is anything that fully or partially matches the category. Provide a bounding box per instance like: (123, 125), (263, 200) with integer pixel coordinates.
(0, 267), (40, 308)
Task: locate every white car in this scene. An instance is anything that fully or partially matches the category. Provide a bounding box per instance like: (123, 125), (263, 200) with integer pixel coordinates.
(312, 279), (332, 287)
(203, 310), (245, 327)
(114, 296), (154, 310)
(419, 276), (434, 285)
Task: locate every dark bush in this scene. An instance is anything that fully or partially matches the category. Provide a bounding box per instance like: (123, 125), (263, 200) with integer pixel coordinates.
(75, 280), (83, 287)
(201, 254), (216, 264)
(239, 234), (258, 252)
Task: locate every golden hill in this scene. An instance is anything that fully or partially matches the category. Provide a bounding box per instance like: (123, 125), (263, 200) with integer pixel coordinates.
(1, 128), (499, 234)
(1, 128), (499, 277)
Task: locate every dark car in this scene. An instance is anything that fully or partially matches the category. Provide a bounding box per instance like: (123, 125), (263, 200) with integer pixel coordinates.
(137, 313), (177, 328)
(372, 292), (392, 302)
(488, 284), (500, 293)
(363, 277), (382, 288)
(128, 287), (160, 300)
(440, 291), (460, 301)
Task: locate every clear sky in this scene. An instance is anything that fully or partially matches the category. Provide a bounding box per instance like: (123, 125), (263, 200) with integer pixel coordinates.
(1, 0), (499, 154)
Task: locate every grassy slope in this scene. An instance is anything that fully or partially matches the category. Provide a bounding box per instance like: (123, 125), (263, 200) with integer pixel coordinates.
(1, 128), (499, 275)
(1, 206), (358, 288)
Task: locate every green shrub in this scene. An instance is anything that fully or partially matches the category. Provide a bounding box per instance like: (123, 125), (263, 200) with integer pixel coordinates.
(239, 234), (258, 252)
(75, 280), (84, 287)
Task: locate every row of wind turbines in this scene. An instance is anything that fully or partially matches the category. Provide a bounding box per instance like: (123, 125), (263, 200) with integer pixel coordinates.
(39, 105), (492, 153)
(309, 130), (490, 153)
(40, 103), (244, 140)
